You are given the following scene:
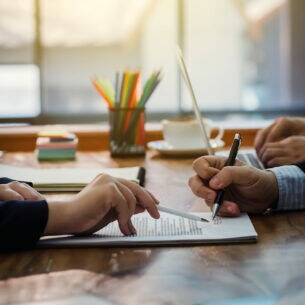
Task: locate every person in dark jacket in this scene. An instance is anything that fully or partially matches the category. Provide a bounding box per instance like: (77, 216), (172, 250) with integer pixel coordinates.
(0, 175), (160, 251)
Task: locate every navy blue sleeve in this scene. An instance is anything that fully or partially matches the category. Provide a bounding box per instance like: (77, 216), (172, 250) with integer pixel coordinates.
(0, 199), (49, 251)
(0, 177), (33, 186)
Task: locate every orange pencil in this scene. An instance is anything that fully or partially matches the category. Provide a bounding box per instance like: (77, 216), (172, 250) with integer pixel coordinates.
(135, 114), (145, 145)
(92, 80), (113, 108)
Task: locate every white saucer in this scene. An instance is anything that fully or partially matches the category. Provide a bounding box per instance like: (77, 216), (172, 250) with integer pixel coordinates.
(147, 139), (225, 156)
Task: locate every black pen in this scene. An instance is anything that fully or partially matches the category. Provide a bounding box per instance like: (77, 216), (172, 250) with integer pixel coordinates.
(212, 133), (242, 219)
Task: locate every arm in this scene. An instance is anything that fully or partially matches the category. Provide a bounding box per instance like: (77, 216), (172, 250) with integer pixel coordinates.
(268, 165), (305, 211)
(188, 156), (278, 216)
(44, 174), (159, 236)
(0, 199), (48, 251)
(0, 179), (48, 251)
(0, 174), (159, 251)
(188, 156), (305, 216)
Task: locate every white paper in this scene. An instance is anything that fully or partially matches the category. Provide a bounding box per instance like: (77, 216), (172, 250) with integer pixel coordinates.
(38, 212), (257, 248)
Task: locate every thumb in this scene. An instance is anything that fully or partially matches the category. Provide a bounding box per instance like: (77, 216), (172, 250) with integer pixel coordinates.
(209, 165), (255, 189)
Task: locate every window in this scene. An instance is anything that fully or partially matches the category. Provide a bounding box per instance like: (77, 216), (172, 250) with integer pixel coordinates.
(0, 0), (304, 122)
(182, 0), (303, 113)
(0, 0), (40, 118)
(0, 64), (40, 117)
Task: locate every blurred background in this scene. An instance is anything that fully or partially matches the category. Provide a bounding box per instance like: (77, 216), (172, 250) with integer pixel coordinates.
(0, 0), (304, 124)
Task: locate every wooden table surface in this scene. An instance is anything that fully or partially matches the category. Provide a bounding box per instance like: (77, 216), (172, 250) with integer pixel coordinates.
(1, 151), (305, 305)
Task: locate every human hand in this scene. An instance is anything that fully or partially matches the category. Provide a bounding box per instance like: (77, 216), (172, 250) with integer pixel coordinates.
(259, 136), (305, 167)
(255, 116), (305, 160)
(188, 156), (278, 217)
(0, 181), (44, 201)
(45, 174), (160, 236)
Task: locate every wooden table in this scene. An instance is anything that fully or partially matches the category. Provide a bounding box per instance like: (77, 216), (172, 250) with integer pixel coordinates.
(1, 151), (305, 305)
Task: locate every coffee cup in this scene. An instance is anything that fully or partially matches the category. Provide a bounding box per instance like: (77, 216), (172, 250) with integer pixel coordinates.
(161, 117), (224, 149)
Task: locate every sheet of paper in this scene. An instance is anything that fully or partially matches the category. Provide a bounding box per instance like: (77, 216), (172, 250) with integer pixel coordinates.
(96, 212), (256, 240)
(38, 212), (257, 248)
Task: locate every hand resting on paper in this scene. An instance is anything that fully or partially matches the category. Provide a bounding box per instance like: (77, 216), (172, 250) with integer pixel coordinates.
(254, 116), (305, 167)
(0, 181), (44, 201)
(44, 174), (160, 236)
(188, 156), (279, 217)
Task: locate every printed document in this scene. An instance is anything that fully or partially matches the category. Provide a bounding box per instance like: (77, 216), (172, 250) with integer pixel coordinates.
(38, 212), (257, 248)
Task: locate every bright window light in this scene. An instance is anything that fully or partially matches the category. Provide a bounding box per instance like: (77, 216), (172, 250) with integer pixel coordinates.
(0, 65), (40, 118)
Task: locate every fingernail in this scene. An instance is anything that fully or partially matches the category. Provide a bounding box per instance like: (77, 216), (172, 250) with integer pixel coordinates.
(227, 206), (233, 213)
(211, 178), (221, 187)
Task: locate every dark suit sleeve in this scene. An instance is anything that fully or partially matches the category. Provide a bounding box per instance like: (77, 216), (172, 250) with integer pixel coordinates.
(0, 178), (49, 251)
(0, 200), (48, 251)
(0, 177), (33, 186)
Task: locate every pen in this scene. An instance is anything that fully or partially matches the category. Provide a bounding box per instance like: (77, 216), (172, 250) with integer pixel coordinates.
(157, 205), (209, 223)
(212, 133), (242, 219)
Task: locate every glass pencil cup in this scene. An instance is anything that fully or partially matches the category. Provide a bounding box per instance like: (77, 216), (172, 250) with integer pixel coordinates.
(109, 107), (146, 157)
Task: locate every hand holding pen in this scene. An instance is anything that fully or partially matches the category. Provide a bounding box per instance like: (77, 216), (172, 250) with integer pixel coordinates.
(189, 133), (278, 217)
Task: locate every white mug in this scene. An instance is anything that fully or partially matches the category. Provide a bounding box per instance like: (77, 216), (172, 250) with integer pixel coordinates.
(162, 117), (224, 149)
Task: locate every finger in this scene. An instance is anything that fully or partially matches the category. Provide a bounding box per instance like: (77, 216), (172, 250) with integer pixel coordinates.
(1, 188), (24, 201)
(209, 165), (258, 190)
(127, 220), (137, 235)
(267, 157), (291, 167)
(23, 184), (44, 200)
(117, 215), (132, 236)
(261, 146), (285, 165)
(145, 189), (160, 205)
(216, 201), (241, 217)
(9, 182), (43, 200)
(264, 122), (287, 146)
(192, 157), (220, 180)
(116, 182), (137, 217)
(111, 186), (133, 236)
(135, 205), (145, 214)
(118, 179), (160, 219)
(254, 123), (274, 154)
(258, 141), (280, 159)
(192, 156), (244, 178)
(188, 175), (216, 201)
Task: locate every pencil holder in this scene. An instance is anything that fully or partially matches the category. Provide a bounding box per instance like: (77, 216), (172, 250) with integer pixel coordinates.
(109, 107), (146, 157)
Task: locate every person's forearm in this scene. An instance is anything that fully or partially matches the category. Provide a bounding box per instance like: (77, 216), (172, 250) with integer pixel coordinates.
(269, 165), (305, 211)
(43, 201), (74, 236)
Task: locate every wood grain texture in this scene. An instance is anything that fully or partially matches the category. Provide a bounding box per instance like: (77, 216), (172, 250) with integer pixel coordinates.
(1, 151), (304, 305)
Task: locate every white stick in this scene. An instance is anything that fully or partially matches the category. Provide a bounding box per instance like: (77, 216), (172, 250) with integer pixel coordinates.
(176, 46), (214, 155)
(157, 205), (209, 223)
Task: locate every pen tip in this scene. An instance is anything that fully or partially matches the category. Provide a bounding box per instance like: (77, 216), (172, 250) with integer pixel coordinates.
(211, 204), (218, 220)
(201, 218), (209, 223)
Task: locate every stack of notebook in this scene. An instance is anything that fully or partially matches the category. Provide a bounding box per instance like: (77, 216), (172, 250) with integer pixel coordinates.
(36, 131), (78, 161)
(0, 164), (145, 192)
